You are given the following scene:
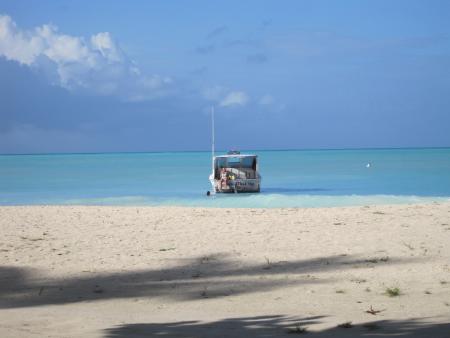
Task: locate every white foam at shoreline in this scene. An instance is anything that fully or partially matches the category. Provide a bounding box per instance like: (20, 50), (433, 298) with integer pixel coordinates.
(59, 194), (450, 208)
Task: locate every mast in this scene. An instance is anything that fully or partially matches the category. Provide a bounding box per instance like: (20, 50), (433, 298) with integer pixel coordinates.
(211, 106), (215, 176)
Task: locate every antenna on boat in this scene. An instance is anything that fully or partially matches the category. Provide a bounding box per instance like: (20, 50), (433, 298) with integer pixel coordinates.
(211, 105), (215, 164)
(209, 105), (216, 195)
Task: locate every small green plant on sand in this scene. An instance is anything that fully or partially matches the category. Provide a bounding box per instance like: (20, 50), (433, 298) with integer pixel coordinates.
(385, 287), (401, 297)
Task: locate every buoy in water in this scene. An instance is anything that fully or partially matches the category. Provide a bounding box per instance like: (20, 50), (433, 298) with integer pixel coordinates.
(366, 163), (371, 168)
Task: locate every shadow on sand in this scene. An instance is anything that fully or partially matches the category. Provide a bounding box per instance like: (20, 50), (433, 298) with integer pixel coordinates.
(1, 253), (415, 309)
(103, 315), (450, 338)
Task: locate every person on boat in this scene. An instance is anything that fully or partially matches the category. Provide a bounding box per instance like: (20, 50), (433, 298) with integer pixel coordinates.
(220, 168), (228, 189)
(228, 173), (236, 191)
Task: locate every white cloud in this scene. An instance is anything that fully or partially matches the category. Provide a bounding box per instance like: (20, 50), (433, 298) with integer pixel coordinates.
(0, 15), (43, 64)
(202, 85), (227, 101)
(259, 94), (274, 105)
(219, 91), (249, 107)
(203, 90), (279, 111)
(90, 32), (121, 62)
(202, 86), (250, 108)
(0, 14), (172, 101)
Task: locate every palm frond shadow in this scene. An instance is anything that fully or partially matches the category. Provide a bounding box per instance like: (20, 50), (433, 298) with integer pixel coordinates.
(0, 253), (416, 308)
(103, 316), (450, 338)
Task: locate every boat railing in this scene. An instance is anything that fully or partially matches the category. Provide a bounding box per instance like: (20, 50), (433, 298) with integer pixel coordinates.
(227, 168), (257, 179)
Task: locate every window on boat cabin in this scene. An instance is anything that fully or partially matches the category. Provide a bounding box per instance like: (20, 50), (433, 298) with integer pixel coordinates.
(226, 157), (241, 168)
(241, 156), (256, 169)
(215, 157), (227, 168)
(226, 156), (256, 169)
(215, 156), (257, 171)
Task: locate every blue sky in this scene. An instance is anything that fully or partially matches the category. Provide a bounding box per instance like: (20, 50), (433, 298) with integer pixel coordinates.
(1, 0), (450, 153)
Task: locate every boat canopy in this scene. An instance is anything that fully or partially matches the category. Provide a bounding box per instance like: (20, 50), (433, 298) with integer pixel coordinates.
(214, 154), (257, 169)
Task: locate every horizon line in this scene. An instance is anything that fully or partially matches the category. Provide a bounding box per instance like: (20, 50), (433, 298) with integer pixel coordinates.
(1, 145), (450, 156)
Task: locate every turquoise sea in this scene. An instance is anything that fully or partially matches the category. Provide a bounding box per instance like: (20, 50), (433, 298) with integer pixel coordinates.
(1, 148), (449, 208)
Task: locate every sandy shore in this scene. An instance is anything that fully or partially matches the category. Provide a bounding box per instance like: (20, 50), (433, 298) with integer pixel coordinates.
(1, 203), (449, 337)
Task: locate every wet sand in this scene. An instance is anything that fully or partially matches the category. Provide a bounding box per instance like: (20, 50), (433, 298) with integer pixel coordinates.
(1, 203), (450, 337)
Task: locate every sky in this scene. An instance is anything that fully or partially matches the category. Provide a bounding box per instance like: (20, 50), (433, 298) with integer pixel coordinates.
(1, 0), (450, 154)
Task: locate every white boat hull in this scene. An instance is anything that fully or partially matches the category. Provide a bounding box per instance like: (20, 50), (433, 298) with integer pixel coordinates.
(210, 176), (261, 193)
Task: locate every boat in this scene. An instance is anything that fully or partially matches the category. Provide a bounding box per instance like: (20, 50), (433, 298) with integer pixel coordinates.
(208, 107), (261, 193)
(209, 151), (261, 193)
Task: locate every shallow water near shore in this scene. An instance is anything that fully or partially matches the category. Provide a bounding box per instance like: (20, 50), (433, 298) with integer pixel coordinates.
(1, 148), (450, 207)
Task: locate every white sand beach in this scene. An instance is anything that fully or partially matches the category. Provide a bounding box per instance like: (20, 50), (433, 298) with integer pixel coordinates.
(1, 203), (450, 337)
